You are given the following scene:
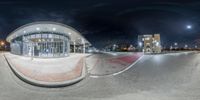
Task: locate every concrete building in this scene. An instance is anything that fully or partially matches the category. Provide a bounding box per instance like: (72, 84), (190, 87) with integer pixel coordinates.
(138, 34), (161, 53)
(6, 21), (91, 58)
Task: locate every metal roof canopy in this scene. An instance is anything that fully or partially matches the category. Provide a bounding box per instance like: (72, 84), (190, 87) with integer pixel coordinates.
(6, 21), (91, 46)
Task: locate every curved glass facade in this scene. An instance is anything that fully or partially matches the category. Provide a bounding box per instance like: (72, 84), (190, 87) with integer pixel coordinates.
(10, 32), (70, 57)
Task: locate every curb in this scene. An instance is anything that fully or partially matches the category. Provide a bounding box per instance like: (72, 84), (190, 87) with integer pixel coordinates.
(4, 54), (87, 88)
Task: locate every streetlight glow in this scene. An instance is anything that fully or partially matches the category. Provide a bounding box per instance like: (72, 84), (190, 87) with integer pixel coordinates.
(174, 42), (178, 46)
(0, 41), (5, 46)
(185, 44), (188, 48)
(156, 42), (159, 46)
(139, 42), (142, 47)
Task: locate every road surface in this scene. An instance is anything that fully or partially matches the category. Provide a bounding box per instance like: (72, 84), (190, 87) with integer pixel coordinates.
(86, 52), (143, 76)
(0, 51), (200, 100)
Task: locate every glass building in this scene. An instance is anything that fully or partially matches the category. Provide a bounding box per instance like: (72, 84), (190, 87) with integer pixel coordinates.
(6, 21), (91, 58)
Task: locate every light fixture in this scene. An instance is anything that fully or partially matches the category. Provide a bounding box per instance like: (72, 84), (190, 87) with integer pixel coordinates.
(156, 42), (159, 46)
(185, 44), (188, 48)
(52, 27), (56, 31)
(36, 27), (40, 31)
(174, 42), (178, 46)
(0, 41), (5, 46)
(139, 42), (142, 47)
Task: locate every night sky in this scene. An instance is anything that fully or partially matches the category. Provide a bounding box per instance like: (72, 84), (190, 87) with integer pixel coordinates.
(1, 0), (200, 48)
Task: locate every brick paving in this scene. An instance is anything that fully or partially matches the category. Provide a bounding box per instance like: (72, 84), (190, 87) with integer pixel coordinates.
(4, 53), (87, 85)
(14, 58), (84, 82)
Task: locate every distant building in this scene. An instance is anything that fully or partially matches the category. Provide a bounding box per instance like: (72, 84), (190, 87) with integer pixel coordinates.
(104, 43), (136, 52)
(138, 34), (161, 53)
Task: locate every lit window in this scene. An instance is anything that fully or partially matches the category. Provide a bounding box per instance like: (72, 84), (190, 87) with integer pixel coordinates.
(145, 37), (150, 40)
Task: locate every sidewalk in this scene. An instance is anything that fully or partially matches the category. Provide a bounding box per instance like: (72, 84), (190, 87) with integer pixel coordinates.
(4, 53), (89, 87)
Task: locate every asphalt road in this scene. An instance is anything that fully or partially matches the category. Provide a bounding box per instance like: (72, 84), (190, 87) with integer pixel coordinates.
(86, 52), (143, 76)
(1, 51), (200, 100)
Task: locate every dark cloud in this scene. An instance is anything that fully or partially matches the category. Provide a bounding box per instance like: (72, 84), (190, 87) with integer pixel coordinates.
(1, 0), (200, 48)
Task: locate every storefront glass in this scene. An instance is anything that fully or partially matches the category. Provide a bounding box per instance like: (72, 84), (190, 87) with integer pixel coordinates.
(11, 32), (69, 57)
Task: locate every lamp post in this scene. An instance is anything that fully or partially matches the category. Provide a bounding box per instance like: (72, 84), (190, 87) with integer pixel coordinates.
(174, 42), (178, 50)
(138, 42), (143, 52)
(170, 45), (173, 51)
(113, 44), (117, 51)
(185, 44), (188, 49)
(195, 45), (198, 49)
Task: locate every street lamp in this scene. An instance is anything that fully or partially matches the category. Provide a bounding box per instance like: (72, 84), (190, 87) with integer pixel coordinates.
(170, 45), (173, 50)
(139, 42), (142, 47)
(195, 45), (198, 49)
(0, 41), (5, 46)
(156, 42), (159, 46)
(185, 44), (188, 48)
(112, 44), (117, 51)
(174, 42), (177, 46)
(138, 42), (143, 52)
(174, 42), (178, 50)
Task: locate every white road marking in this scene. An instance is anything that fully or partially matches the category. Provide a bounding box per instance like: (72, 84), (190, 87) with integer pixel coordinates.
(111, 55), (144, 76)
(89, 55), (144, 78)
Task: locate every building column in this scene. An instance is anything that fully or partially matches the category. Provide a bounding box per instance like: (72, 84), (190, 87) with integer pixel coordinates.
(73, 41), (76, 53)
(83, 43), (85, 54)
(63, 40), (65, 56)
(82, 39), (85, 54)
(31, 42), (34, 60)
(67, 38), (70, 55)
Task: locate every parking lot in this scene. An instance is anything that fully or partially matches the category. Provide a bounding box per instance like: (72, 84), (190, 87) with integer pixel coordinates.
(1, 51), (200, 100)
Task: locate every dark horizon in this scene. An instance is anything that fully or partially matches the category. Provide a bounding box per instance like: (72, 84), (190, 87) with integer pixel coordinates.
(0, 0), (200, 48)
